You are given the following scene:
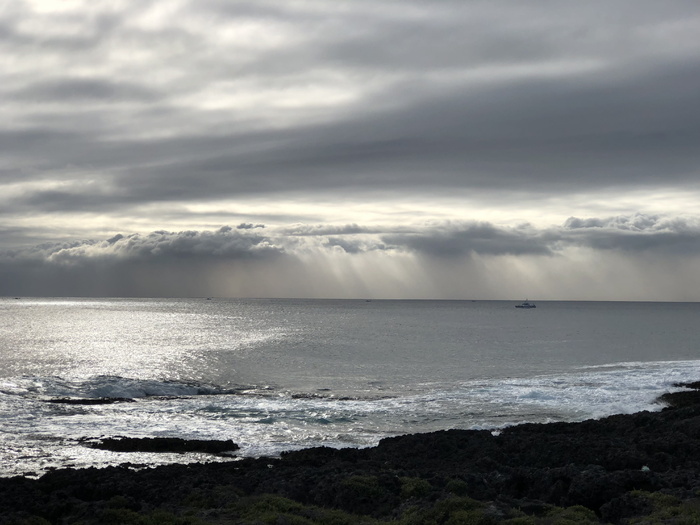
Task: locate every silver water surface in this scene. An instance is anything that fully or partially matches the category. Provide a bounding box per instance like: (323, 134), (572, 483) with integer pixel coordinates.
(1, 298), (699, 477)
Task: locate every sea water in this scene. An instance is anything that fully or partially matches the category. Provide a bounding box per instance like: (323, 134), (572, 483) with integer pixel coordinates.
(1, 297), (699, 477)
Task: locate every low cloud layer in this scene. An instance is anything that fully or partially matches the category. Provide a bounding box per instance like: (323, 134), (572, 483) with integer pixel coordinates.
(2, 214), (700, 300)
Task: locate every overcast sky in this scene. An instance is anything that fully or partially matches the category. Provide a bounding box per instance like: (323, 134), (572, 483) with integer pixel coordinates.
(2, 0), (700, 300)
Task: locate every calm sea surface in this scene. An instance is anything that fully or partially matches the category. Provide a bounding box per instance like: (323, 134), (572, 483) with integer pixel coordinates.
(1, 298), (699, 477)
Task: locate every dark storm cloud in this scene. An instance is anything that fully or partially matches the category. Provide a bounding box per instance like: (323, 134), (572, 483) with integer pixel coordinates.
(1, 0), (699, 219)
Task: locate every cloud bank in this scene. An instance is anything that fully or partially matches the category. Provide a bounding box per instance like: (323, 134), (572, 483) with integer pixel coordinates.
(2, 214), (699, 300)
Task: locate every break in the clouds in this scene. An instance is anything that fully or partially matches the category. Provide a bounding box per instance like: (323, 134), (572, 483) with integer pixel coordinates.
(1, 1), (700, 299)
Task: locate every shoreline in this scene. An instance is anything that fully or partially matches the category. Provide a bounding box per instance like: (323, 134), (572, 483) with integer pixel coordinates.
(2, 384), (700, 523)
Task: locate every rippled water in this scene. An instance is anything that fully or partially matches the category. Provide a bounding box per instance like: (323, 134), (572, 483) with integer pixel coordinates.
(1, 298), (698, 477)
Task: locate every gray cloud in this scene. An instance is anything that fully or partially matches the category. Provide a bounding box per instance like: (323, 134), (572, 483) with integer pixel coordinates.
(0, 227), (286, 297)
(92, 55), (700, 206)
(323, 236), (387, 255)
(0, 227), (281, 266)
(1, 0), (698, 217)
(383, 223), (554, 257)
(562, 214), (700, 255)
(14, 78), (159, 102)
(382, 215), (700, 258)
(283, 224), (382, 236)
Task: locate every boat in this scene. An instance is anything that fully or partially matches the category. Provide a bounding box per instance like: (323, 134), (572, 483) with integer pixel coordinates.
(515, 300), (536, 309)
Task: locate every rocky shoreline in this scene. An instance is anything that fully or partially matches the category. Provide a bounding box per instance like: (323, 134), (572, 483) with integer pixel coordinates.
(3, 384), (700, 524)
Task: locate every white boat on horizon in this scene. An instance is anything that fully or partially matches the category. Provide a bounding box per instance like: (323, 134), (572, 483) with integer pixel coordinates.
(515, 300), (536, 309)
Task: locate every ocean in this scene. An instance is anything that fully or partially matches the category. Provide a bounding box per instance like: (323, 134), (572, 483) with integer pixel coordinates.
(1, 297), (698, 478)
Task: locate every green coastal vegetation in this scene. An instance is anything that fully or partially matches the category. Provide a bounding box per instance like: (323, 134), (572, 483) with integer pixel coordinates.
(7, 486), (700, 524)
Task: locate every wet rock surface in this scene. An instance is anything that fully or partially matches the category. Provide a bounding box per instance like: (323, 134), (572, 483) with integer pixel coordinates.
(3, 384), (700, 523)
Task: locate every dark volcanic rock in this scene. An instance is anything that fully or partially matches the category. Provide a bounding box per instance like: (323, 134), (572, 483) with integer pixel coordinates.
(660, 388), (700, 409)
(89, 436), (240, 454)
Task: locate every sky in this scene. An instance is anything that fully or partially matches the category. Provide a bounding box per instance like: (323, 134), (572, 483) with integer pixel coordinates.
(1, 0), (700, 300)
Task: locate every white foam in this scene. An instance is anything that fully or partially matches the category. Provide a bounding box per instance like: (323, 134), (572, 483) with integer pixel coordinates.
(451, 359), (700, 423)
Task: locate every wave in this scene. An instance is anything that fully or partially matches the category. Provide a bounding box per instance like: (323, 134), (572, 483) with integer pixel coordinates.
(0, 376), (395, 406)
(446, 359), (700, 425)
(577, 359), (700, 372)
(0, 375), (241, 400)
(3, 357), (696, 409)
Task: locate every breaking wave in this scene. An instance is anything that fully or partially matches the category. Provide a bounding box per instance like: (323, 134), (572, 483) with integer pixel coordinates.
(1, 375), (238, 400)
